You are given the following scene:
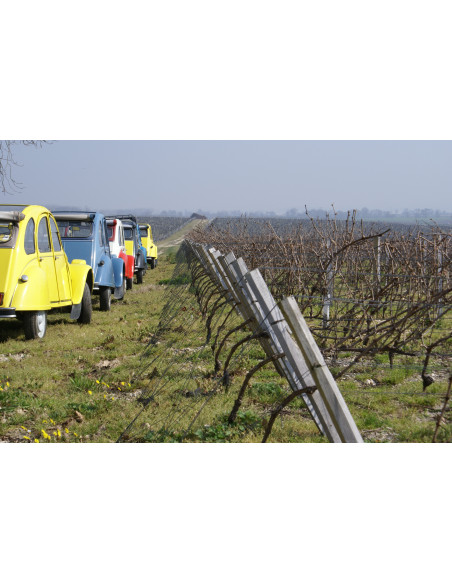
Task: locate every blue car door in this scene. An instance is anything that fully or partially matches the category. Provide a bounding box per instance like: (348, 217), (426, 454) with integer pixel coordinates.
(95, 217), (114, 288)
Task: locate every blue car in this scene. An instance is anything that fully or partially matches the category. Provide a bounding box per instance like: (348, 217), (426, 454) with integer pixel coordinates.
(54, 211), (126, 311)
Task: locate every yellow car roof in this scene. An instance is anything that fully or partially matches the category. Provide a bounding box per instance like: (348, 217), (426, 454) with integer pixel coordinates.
(0, 204), (54, 221)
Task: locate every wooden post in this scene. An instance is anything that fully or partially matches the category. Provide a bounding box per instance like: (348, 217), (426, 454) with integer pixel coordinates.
(280, 296), (363, 443)
(188, 241), (362, 442)
(242, 267), (341, 442)
(323, 238), (334, 329)
(437, 245), (443, 317)
(223, 255), (328, 435)
(374, 235), (381, 293)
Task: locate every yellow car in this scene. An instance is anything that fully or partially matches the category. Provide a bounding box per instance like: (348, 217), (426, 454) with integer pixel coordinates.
(139, 223), (158, 269)
(0, 204), (94, 339)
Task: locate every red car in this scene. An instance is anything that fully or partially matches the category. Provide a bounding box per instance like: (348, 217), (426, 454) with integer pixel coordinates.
(107, 219), (135, 290)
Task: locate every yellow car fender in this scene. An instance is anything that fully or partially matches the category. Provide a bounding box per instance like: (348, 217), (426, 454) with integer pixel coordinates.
(69, 260), (94, 304)
(125, 239), (134, 258)
(149, 243), (158, 259)
(12, 263), (51, 311)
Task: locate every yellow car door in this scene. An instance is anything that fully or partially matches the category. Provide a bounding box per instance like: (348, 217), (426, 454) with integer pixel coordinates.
(37, 214), (59, 305)
(49, 215), (72, 304)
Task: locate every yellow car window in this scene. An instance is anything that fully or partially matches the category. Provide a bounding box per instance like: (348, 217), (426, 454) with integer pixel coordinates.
(24, 218), (36, 254)
(0, 222), (13, 243)
(38, 217), (51, 253)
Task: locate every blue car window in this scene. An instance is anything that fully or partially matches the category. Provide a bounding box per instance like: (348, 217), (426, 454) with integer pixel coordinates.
(49, 216), (62, 252)
(103, 222), (110, 251)
(24, 218), (35, 254)
(56, 220), (93, 238)
(98, 221), (104, 246)
(38, 217), (51, 253)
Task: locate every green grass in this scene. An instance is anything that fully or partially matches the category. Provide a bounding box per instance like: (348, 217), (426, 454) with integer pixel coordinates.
(0, 242), (449, 443)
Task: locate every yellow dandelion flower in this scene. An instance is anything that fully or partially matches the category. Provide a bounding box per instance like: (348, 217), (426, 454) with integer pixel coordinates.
(73, 432), (78, 437)
(128, 383), (131, 387)
(43, 420), (47, 424)
(88, 390), (92, 395)
(111, 397), (115, 401)
(0, 388), (3, 392)
(57, 429), (61, 437)
(6, 382), (10, 386)
(53, 431), (57, 436)
(34, 439), (39, 443)
(41, 430), (51, 440)
(102, 381), (106, 386)
(23, 435), (31, 440)
(121, 382), (125, 386)
(50, 418), (55, 424)
(96, 379), (100, 384)
(65, 428), (69, 434)
(21, 425), (27, 430)
(104, 394), (107, 398)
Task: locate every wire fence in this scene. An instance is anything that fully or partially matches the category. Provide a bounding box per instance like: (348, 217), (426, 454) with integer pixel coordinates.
(117, 240), (451, 443)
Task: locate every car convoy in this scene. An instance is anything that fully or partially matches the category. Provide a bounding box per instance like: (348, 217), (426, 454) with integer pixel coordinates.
(0, 204), (158, 339)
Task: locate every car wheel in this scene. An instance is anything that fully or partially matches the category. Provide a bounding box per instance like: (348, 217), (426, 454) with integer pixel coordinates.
(99, 286), (112, 311)
(77, 283), (92, 324)
(150, 258), (156, 270)
(126, 277), (133, 290)
(136, 268), (144, 284)
(23, 311), (47, 340)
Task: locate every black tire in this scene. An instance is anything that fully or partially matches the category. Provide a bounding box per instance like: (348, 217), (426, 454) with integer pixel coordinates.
(77, 283), (92, 324)
(23, 311), (47, 340)
(126, 277), (133, 290)
(136, 268), (144, 284)
(99, 286), (112, 311)
(150, 258), (156, 270)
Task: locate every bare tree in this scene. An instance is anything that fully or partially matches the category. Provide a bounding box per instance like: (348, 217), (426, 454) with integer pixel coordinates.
(0, 140), (49, 194)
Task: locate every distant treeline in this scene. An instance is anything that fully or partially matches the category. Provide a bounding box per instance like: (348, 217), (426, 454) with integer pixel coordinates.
(143, 207), (452, 225)
(199, 208), (452, 224)
(50, 205), (452, 226)
(137, 216), (192, 241)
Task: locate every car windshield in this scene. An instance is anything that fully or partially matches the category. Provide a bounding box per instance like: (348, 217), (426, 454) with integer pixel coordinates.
(0, 222), (15, 244)
(139, 227), (147, 237)
(123, 226), (133, 240)
(56, 220), (93, 238)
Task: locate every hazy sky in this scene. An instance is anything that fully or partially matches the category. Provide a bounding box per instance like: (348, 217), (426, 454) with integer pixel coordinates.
(6, 140), (452, 214)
